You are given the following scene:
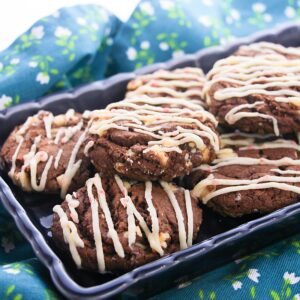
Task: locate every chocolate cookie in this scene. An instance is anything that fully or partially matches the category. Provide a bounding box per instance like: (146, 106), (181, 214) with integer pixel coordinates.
(191, 134), (300, 217)
(87, 97), (219, 181)
(0, 110), (94, 198)
(126, 67), (206, 107)
(52, 174), (202, 273)
(204, 42), (300, 136)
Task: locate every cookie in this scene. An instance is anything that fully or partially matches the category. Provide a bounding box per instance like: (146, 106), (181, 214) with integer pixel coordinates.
(87, 96), (219, 181)
(126, 67), (206, 107)
(0, 110), (94, 198)
(52, 174), (202, 273)
(191, 134), (300, 217)
(204, 42), (300, 136)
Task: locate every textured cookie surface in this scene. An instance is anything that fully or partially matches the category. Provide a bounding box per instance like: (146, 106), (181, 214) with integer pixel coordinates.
(126, 67), (206, 107)
(204, 42), (300, 136)
(52, 174), (202, 273)
(0, 110), (93, 198)
(87, 97), (219, 181)
(191, 134), (300, 217)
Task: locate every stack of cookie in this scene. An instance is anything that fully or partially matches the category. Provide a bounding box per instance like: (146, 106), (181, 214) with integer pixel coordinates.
(2, 41), (300, 274)
(0, 67), (213, 273)
(191, 42), (300, 217)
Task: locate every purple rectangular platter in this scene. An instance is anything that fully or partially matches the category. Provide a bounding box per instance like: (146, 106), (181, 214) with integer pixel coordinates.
(1, 22), (300, 300)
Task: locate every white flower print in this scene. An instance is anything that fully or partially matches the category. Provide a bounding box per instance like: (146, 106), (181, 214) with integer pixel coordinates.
(247, 269), (260, 283)
(76, 17), (87, 26)
(91, 23), (99, 30)
(160, 0), (174, 10)
(106, 38), (113, 46)
(263, 13), (272, 22)
(284, 272), (300, 285)
(36, 72), (50, 85)
(0, 95), (12, 110)
(126, 47), (137, 61)
(285, 6), (296, 19)
(140, 2), (154, 16)
(1, 237), (15, 253)
(220, 38), (227, 45)
(231, 9), (240, 21)
(141, 41), (150, 49)
(28, 61), (38, 68)
(0, 62), (3, 71)
(30, 26), (44, 39)
(232, 281), (242, 290)
(172, 50), (185, 59)
(252, 3), (266, 13)
(104, 28), (111, 37)
(10, 58), (20, 65)
(3, 268), (20, 275)
(294, 294), (300, 300)
(54, 26), (72, 38)
(159, 42), (169, 51)
(177, 281), (192, 289)
(198, 16), (212, 27)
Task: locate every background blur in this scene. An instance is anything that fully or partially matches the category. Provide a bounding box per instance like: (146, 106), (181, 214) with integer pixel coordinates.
(0, 0), (139, 51)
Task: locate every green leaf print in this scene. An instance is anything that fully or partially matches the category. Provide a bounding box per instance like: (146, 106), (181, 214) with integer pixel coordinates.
(163, 0), (192, 28)
(44, 288), (60, 300)
(270, 291), (280, 300)
(198, 290), (217, 300)
(5, 286), (15, 297)
(130, 3), (156, 46)
(250, 286), (256, 299)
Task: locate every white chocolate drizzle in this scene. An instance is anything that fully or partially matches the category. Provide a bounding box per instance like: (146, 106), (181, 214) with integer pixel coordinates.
(8, 110), (86, 197)
(54, 149), (63, 170)
(30, 152), (53, 192)
(225, 102), (279, 136)
(60, 129), (87, 198)
(66, 194), (79, 223)
(87, 174), (124, 260)
(53, 174), (196, 272)
(205, 42), (300, 136)
(192, 134), (300, 204)
(127, 68), (206, 106)
(160, 181), (187, 250)
(184, 189), (193, 247)
(53, 205), (84, 268)
(43, 113), (54, 139)
(84, 141), (94, 156)
(9, 137), (24, 178)
(89, 97), (219, 153)
(115, 175), (164, 255)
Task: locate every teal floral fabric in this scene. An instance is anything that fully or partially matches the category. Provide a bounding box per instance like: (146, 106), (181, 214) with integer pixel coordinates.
(0, 4), (121, 106)
(1, 1), (300, 299)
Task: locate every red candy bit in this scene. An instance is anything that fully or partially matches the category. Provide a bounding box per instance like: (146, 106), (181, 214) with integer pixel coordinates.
(70, 212), (78, 223)
(151, 82), (159, 87)
(257, 175), (269, 183)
